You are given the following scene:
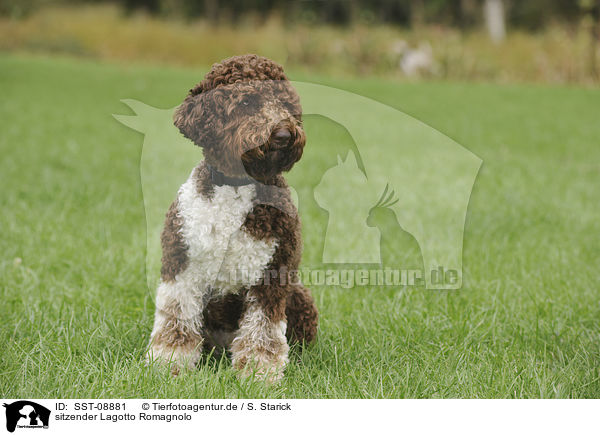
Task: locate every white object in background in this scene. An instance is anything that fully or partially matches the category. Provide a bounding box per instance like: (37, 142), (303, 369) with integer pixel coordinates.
(484, 0), (506, 43)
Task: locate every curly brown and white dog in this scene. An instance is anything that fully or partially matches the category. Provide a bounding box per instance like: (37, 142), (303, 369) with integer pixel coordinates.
(147, 54), (318, 382)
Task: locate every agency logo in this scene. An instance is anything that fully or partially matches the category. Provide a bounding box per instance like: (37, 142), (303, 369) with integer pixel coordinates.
(2, 401), (50, 433)
(114, 80), (481, 291)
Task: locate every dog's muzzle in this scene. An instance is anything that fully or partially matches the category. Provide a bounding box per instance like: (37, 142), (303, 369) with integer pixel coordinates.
(269, 128), (292, 150)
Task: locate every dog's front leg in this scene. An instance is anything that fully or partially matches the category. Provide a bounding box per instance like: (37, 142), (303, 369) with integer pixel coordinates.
(231, 289), (289, 383)
(147, 280), (205, 375)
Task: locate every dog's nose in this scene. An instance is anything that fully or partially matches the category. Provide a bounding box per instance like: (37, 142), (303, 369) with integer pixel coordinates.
(271, 128), (291, 147)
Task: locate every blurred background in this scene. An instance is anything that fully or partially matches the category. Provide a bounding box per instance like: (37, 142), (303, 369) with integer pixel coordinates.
(0, 0), (599, 84)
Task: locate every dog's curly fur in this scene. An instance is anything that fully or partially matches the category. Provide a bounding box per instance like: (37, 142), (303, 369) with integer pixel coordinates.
(147, 54), (318, 381)
(174, 55), (305, 180)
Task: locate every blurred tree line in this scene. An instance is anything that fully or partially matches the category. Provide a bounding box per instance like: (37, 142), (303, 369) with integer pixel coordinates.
(1, 0), (598, 31)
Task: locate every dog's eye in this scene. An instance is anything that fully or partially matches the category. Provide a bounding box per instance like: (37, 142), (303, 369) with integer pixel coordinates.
(283, 101), (301, 117)
(240, 95), (258, 107)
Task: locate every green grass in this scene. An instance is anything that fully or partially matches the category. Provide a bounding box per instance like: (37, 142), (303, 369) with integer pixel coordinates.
(1, 54), (599, 398)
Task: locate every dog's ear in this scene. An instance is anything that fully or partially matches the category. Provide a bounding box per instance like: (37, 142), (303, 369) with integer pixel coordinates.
(173, 92), (205, 145)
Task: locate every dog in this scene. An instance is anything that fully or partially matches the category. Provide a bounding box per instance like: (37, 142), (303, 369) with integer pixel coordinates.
(147, 54), (318, 382)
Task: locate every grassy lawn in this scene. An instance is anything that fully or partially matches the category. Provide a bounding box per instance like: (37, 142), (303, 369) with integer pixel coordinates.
(0, 54), (599, 398)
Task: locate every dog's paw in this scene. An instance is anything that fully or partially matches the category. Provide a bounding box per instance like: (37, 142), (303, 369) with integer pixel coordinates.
(146, 344), (199, 376)
(231, 348), (288, 384)
(234, 358), (287, 384)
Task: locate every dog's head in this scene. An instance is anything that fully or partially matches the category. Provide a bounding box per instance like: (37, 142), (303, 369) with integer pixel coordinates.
(174, 54), (306, 182)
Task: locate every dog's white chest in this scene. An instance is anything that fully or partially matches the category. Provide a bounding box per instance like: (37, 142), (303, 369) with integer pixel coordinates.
(176, 172), (277, 295)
